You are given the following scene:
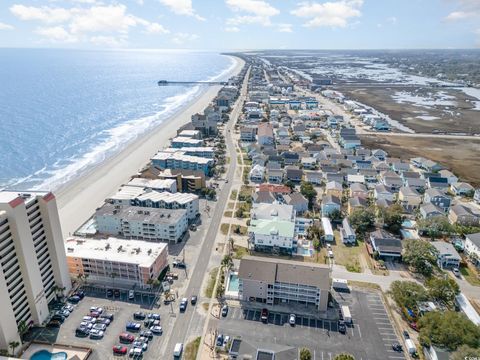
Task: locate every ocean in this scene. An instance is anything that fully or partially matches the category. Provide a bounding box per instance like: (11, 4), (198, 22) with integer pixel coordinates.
(0, 49), (235, 191)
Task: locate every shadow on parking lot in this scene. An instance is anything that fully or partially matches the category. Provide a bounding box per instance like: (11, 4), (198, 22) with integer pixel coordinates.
(82, 286), (159, 310)
(240, 308), (340, 332)
(23, 327), (60, 344)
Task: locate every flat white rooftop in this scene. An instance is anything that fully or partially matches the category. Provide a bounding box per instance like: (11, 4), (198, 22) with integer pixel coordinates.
(126, 178), (176, 189)
(0, 190), (50, 206)
(152, 151), (212, 165)
(65, 237), (167, 267)
(136, 191), (198, 205)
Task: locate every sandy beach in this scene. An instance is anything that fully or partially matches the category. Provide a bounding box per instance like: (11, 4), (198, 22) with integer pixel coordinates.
(56, 55), (244, 237)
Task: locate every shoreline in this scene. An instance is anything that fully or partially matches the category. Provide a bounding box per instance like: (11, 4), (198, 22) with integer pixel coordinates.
(56, 55), (245, 237)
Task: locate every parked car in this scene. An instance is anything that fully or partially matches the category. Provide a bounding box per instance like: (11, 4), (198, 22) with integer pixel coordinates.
(179, 298), (188, 312)
(147, 313), (161, 321)
(119, 333), (135, 344)
(96, 318), (111, 326)
(101, 313), (114, 321)
(133, 312), (146, 320)
(75, 327), (90, 337)
(150, 325), (163, 335)
(51, 314), (65, 323)
(129, 347), (143, 358)
(57, 310), (70, 318)
(93, 323), (107, 331)
(261, 308), (268, 323)
(89, 329), (104, 339)
(392, 343), (403, 352)
(221, 305), (229, 317)
(114, 289), (120, 297)
(80, 321), (94, 330)
(289, 314), (296, 326)
(68, 296), (81, 304)
(140, 330), (153, 340)
(129, 290), (135, 300)
(216, 334), (224, 347)
(452, 267), (461, 277)
(328, 250), (334, 258)
(47, 320), (61, 328)
(74, 290), (85, 299)
(62, 304), (74, 312)
(126, 322), (141, 332)
(113, 345), (128, 355)
(338, 320), (346, 334)
(132, 341), (148, 352)
(223, 335), (231, 349)
(106, 289), (113, 297)
(191, 295), (198, 305)
(403, 330), (410, 339)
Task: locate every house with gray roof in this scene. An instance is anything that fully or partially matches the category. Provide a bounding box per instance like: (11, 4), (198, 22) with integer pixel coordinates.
(431, 241), (461, 269)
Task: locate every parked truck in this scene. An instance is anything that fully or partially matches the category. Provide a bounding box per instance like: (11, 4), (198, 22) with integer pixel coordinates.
(341, 305), (352, 324)
(405, 339), (416, 355)
(332, 278), (350, 292)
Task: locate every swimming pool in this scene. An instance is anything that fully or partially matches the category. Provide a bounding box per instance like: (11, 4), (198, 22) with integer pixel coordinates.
(227, 273), (239, 292)
(30, 350), (68, 360)
(402, 219), (416, 229)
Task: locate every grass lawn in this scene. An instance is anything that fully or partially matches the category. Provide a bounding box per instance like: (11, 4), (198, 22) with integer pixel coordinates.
(220, 223), (230, 235)
(230, 190), (238, 201)
(233, 246), (249, 259)
(184, 337), (201, 360)
(204, 268), (219, 298)
(331, 233), (363, 272)
(232, 225), (248, 235)
(460, 266), (480, 286)
(224, 211), (233, 218)
(227, 202), (235, 209)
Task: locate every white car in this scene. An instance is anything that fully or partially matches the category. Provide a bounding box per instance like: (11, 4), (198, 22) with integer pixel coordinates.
(129, 290), (135, 300)
(92, 323), (107, 331)
(289, 314), (296, 326)
(328, 250), (334, 258)
(150, 325), (163, 335)
(452, 268), (461, 277)
(89, 329), (104, 339)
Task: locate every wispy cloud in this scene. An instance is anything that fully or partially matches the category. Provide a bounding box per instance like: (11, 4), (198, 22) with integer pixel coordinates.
(158, 0), (205, 21)
(225, 0), (279, 27)
(291, 0), (363, 28)
(0, 22), (14, 30)
(171, 32), (199, 45)
(10, 3), (169, 46)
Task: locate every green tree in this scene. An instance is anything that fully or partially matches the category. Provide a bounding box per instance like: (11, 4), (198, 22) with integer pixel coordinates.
(17, 320), (28, 341)
(221, 255), (233, 272)
(300, 181), (317, 209)
(306, 224), (324, 241)
(381, 204), (405, 234)
(300, 348), (312, 360)
(284, 180), (295, 191)
(418, 311), (480, 350)
(425, 276), (460, 303)
(349, 208), (375, 236)
(451, 345), (480, 360)
(417, 216), (454, 240)
(8, 341), (19, 356)
(402, 239), (438, 277)
(389, 280), (428, 310)
(334, 354), (355, 360)
(327, 209), (343, 221)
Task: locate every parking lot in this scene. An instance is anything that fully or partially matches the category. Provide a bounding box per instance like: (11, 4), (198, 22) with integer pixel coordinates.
(218, 290), (405, 360)
(28, 289), (195, 360)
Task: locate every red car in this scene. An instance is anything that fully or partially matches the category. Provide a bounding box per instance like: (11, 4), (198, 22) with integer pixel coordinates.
(261, 308), (269, 323)
(112, 345), (128, 355)
(409, 322), (418, 331)
(119, 333), (135, 343)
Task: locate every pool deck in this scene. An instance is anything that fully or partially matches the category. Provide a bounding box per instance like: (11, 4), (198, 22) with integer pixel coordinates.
(21, 343), (91, 360)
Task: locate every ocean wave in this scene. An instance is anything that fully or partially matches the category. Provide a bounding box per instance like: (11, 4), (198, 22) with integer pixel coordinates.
(30, 85), (202, 191)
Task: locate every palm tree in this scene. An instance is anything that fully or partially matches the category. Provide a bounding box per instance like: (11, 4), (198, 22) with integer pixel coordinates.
(17, 320), (28, 341)
(221, 255), (233, 272)
(228, 237), (235, 253)
(9, 341), (19, 356)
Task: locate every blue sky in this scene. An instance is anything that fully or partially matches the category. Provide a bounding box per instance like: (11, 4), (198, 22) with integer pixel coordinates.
(0, 0), (479, 49)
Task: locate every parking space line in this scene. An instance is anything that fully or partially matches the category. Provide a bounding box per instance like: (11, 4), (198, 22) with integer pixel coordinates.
(356, 324), (362, 338)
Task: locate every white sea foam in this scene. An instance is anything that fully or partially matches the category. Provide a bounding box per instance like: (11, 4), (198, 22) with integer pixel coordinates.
(31, 86), (201, 191)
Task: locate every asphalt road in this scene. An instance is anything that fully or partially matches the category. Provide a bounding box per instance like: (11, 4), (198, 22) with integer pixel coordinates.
(161, 68), (249, 358)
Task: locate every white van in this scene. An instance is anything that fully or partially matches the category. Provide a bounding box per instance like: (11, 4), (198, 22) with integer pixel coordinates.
(173, 343), (183, 358)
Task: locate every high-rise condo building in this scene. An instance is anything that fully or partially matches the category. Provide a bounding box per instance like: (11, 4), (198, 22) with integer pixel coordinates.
(0, 191), (71, 350)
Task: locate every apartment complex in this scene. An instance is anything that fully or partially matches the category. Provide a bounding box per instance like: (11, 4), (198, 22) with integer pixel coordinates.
(238, 256), (330, 311)
(95, 204), (188, 243)
(157, 169), (206, 192)
(151, 151), (214, 175)
(66, 237), (168, 287)
(0, 191), (71, 350)
(133, 191), (200, 220)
